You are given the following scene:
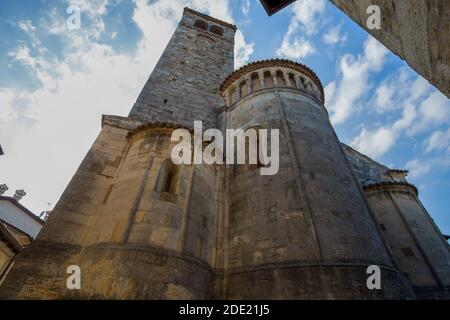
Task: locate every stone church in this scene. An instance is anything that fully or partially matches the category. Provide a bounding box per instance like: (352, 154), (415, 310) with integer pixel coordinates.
(1, 8), (449, 300)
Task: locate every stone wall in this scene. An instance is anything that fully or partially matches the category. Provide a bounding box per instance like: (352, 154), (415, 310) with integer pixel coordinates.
(218, 62), (414, 299)
(343, 142), (450, 299)
(364, 183), (450, 299)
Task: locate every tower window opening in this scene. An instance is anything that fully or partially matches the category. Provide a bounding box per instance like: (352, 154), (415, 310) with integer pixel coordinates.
(240, 80), (249, 98)
(194, 19), (208, 31)
(263, 71), (273, 88)
(251, 73), (261, 92)
(155, 159), (179, 195)
(164, 172), (175, 193)
(288, 73), (297, 88)
(163, 99), (168, 104)
(276, 70), (286, 87)
(401, 247), (415, 257)
(229, 87), (237, 105)
(300, 77), (306, 88)
(209, 25), (224, 36)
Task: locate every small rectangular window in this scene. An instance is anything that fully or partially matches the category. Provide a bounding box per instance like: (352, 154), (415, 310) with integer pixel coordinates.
(194, 19), (208, 31)
(210, 25), (224, 37)
(401, 247), (415, 257)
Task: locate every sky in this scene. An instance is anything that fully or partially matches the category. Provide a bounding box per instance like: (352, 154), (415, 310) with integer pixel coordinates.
(0, 0), (449, 234)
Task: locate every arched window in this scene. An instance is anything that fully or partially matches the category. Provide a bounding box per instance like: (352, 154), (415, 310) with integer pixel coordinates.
(209, 25), (224, 36)
(306, 82), (314, 94)
(155, 159), (179, 195)
(240, 80), (249, 98)
(229, 87), (237, 105)
(194, 19), (208, 31)
(276, 70), (286, 87)
(251, 73), (261, 92)
(299, 77), (306, 88)
(288, 73), (297, 88)
(263, 71), (273, 88)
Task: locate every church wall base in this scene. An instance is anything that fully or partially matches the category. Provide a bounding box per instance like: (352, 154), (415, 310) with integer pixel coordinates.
(221, 265), (416, 300)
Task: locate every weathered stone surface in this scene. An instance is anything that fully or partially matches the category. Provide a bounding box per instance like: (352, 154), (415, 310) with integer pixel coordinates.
(344, 145), (450, 298)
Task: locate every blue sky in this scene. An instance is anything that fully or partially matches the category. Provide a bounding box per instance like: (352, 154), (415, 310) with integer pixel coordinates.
(0, 0), (449, 234)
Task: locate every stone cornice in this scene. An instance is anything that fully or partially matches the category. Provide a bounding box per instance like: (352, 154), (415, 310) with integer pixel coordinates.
(102, 115), (144, 130)
(363, 182), (418, 197)
(388, 169), (409, 174)
(220, 59), (324, 99)
(127, 121), (194, 139)
(184, 7), (237, 31)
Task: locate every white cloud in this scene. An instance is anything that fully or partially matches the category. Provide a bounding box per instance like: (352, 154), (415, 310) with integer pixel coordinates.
(41, 8), (67, 35)
(8, 44), (58, 90)
(323, 24), (347, 45)
(406, 159), (432, 178)
(406, 156), (450, 178)
(350, 69), (449, 159)
(324, 82), (336, 102)
(426, 128), (450, 153)
(350, 127), (397, 159)
(276, 36), (315, 60)
(67, 0), (110, 39)
(350, 89), (418, 159)
(393, 103), (416, 131)
(0, 0), (253, 213)
(68, 0), (110, 16)
(0, 89), (19, 122)
(410, 92), (450, 134)
(325, 36), (388, 125)
(373, 70), (431, 115)
(242, 0), (250, 16)
(17, 20), (36, 33)
(375, 83), (394, 111)
(235, 30), (254, 68)
(276, 0), (326, 60)
(289, 0), (326, 35)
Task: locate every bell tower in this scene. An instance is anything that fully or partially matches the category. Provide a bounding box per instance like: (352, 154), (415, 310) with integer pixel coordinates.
(130, 7), (236, 129)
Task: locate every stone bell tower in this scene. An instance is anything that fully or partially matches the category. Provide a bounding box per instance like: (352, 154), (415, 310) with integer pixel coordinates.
(129, 7), (236, 129)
